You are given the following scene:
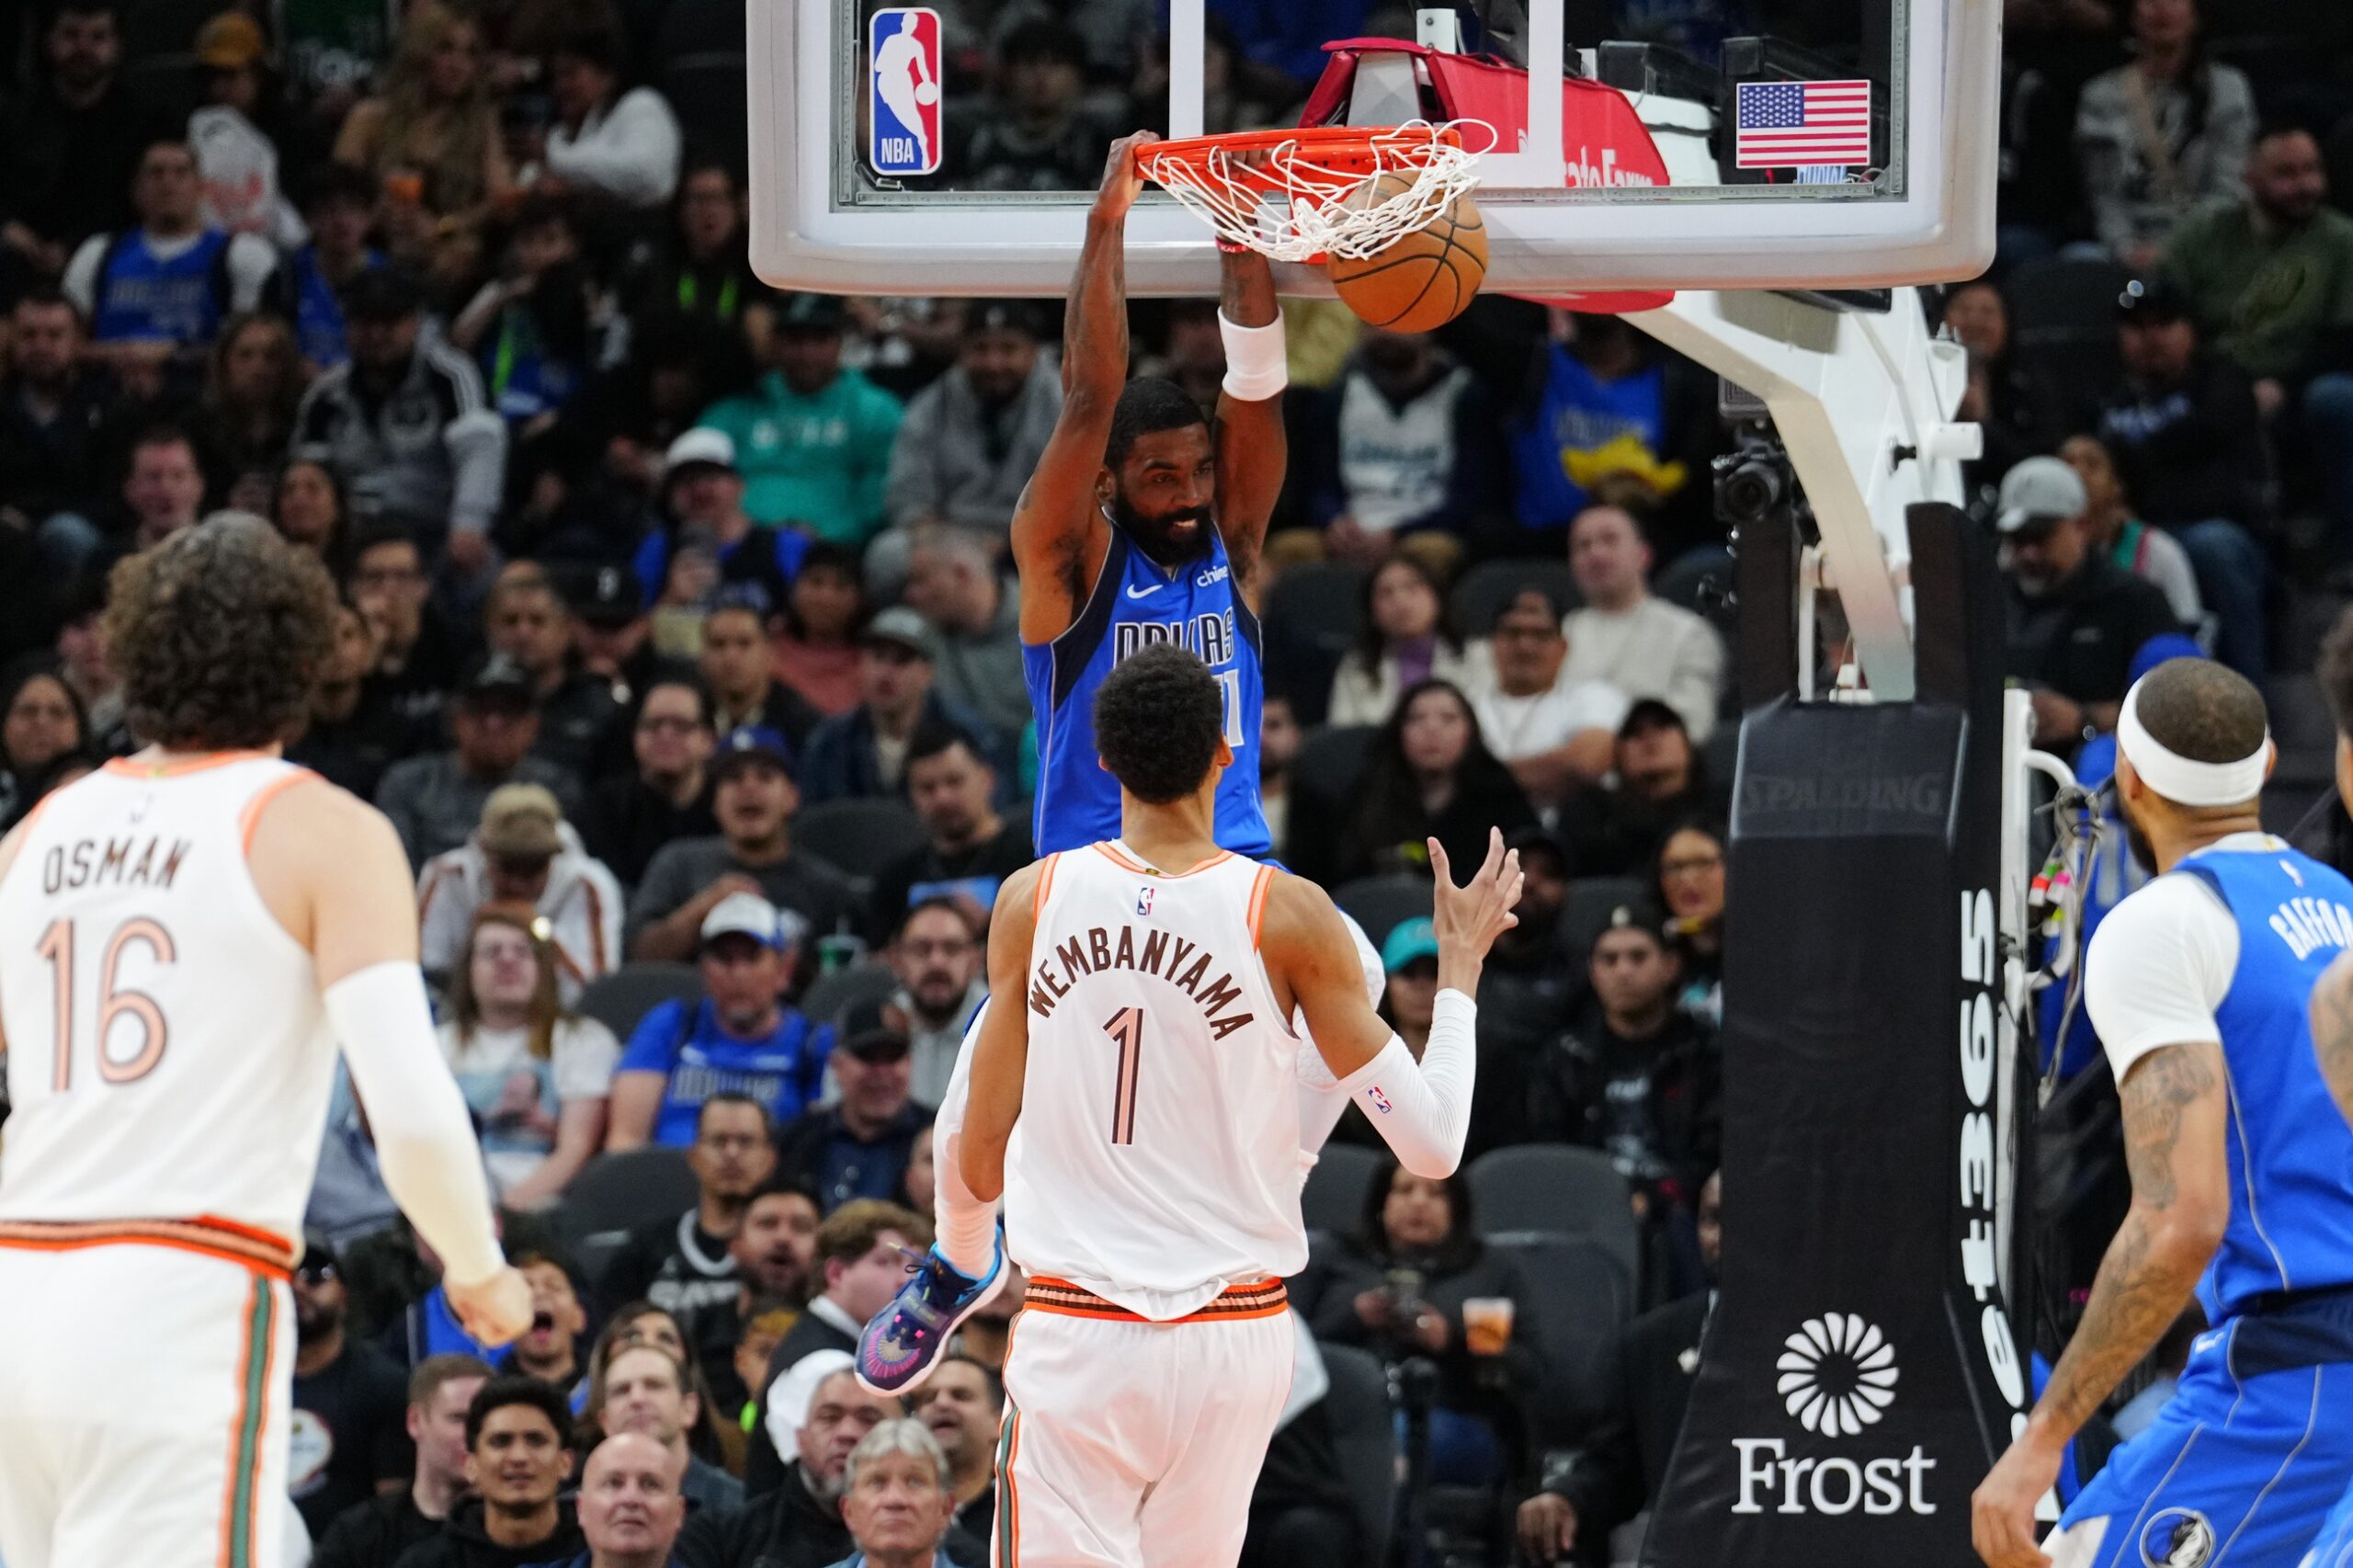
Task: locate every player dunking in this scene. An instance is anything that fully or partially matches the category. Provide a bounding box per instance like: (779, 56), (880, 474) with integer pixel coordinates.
(1972, 658), (2353, 1568)
(0, 519), (531, 1568)
(960, 644), (1518, 1566)
(852, 131), (1338, 1396)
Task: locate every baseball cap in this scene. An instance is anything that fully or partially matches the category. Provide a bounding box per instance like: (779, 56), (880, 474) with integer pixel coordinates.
(341, 267), (423, 323)
(971, 301), (1046, 340)
(777, 292), (848, 334)
(2116, 278), (2191, 324)
(1617, 698), (1685, 739)
(1995, 456), (2088, 536)
(567, 563), (641, 629)
(861, 606), (939, 662)
(479, 783), (563, 860)
(837, 999), (913, 1062)
(1381, 916), (1439, 973)
(196, 12), (266, 69)
(664, 427), (738, 477)
(299, 1230), (338, 1276)
(700, 892), (806, 951)
(458, 652), (537, 708)
(711, 724), (794, 778)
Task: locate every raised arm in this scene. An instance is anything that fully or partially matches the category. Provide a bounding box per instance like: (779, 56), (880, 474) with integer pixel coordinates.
(1266, 830), (1520, 1176)
(1972, 1040), (2227, 1568)
(1212, 248), (1285, 607)
(1010, 133), (1156, 644)
(960, 859), (1044, 1202)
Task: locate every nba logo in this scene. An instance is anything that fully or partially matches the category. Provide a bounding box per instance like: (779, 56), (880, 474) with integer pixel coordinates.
(1136, 886), (1155, 917)
(1367, 1085), (1392, 1115)
(869, 8), (942, 177)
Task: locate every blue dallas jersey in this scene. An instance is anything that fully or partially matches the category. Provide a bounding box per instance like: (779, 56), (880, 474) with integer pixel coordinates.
(1024, 522), (1271, 858)
(2171, 840), (2353, 1324)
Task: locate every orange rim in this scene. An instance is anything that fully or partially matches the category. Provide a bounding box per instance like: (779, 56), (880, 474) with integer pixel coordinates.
(1137, 125), (1465, 197)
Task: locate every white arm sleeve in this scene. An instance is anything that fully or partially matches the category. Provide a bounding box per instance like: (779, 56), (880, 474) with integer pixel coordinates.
(1332, 989), (1477, 1178)
(2084, 874), (2239, 1085)
(1292, 910), (1387, 1181)
(326, 961), (506, 1287)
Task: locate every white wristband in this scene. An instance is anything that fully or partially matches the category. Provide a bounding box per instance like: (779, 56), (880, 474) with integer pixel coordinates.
(1219, 309), (1288, 402)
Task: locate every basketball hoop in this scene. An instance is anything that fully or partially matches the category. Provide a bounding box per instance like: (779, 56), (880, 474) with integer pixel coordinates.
(1137, 122), (1487, 264)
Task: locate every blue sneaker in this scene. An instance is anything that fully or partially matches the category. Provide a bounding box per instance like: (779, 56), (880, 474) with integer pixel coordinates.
(856, 1231), (1006, 1395)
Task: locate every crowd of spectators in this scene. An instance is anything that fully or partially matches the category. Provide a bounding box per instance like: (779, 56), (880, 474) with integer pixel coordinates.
(0, 0), (2349, 1563)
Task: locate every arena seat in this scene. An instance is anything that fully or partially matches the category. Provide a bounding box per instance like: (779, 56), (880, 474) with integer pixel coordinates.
(799, 959), (898, 1027)
(1332, 872), (1436, 951)
(575, 962), (701, 1042)
(552, 1146), (701, 1288)
(795, 798), (929, 882)
(1485, 1229), (1633, 1446)
(1450, 557), (1580, 635)
(1260, 562), (1366, 722)
(1302, 1142), (1383, 1237)
(1317, 1342), (1397, 1559)
(2005, 256), (2131, 440)
(1290, 724), (1378, 808)
(1468, 1146), (1641, 1288)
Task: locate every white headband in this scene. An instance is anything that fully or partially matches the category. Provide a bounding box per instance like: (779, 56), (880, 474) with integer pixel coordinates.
(2114, 677), (2269, 807)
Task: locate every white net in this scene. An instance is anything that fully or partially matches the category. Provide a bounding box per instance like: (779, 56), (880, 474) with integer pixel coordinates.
(1142, 120), (1488, 263)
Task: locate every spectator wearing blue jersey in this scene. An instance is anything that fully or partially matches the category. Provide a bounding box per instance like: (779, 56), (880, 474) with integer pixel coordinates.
(62, 138), (278, 387)
(284, 165), (385, 374)
(608, 892), (836, 1149)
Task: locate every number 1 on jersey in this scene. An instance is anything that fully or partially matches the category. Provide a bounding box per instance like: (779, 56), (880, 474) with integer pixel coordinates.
(1102, 1006), (1144, 1145)
(1215, 669), (1245, 749)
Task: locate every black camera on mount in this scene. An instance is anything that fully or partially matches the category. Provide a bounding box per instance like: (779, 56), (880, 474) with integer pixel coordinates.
(1714, 431), (1809, 534)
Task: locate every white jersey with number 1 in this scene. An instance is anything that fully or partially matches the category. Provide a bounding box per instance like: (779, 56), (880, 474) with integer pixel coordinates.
(1004, 840), (1305, 1322)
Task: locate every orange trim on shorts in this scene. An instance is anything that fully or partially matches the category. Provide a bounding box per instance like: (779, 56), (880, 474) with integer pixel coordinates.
(104, 749), (273, 779)
(238, 768), (319, 857)
(1033, 853), (1060, 921)
(1246, 864), (1276, 949)
(0, 1217), (298, 1279)
(1022, 1276), (1289, 1324)
(999, 1312), (1024, 1568)
(1091, 843), (1234, 879)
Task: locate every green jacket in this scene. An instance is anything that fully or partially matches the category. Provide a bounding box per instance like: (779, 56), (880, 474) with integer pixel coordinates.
(697, 369), (904, 544)
(2165, 199), (2353, 383)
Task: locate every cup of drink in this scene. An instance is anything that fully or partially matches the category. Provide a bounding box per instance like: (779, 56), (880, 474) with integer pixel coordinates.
(1462, 1297), (1514, 1357)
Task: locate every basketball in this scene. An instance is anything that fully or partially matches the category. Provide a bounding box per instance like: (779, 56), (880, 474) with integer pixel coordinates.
(1325, 176), (1487, 333)
(915, 82), (940, 106)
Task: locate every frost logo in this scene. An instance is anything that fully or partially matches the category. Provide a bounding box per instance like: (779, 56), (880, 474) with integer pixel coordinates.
(1777, 1314), (1900, 1437)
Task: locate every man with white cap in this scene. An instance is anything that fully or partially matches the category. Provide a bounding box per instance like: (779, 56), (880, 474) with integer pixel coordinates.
(608, 891), (836, 1150)
(1973, 657), (2353, 1568)
(632, 427), (809, 617)
(1995, 454), (2181, 752)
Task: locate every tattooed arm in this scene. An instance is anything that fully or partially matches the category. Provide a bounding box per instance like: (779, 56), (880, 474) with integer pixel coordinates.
(2312, 950), (2353, 1131)
(1972, 1040), (2228, 1568)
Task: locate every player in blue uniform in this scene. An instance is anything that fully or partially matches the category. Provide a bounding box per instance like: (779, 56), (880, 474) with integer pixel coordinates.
(833, 132), (1302, 1402)
(2292, 624), (2353, 1568)
(1972, 658), (2353, 1568)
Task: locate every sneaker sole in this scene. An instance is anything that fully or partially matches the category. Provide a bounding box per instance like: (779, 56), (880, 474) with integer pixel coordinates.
(854, 1260), (1009, 1396)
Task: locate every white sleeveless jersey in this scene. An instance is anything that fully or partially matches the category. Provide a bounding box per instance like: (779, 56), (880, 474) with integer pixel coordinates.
(1003, 841), (1306, 1320)
(0, 754), (338, 1267)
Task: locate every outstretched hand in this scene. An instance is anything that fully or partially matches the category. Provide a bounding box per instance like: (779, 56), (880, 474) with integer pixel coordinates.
(1428, 828), (1522, 974)
(1095, 131), (1161, 221)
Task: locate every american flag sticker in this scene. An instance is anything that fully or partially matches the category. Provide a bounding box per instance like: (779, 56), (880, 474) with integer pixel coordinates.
(869, 8), (943, 177)
(1733, 80), (1872, 169)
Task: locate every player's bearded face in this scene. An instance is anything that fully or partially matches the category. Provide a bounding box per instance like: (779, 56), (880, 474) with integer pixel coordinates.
(1111, 483), (1215, 567)
(2118, 779), (2160, 875)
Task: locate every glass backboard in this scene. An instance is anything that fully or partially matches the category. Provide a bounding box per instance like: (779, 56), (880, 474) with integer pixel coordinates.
(747, 0), (1996, 297)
